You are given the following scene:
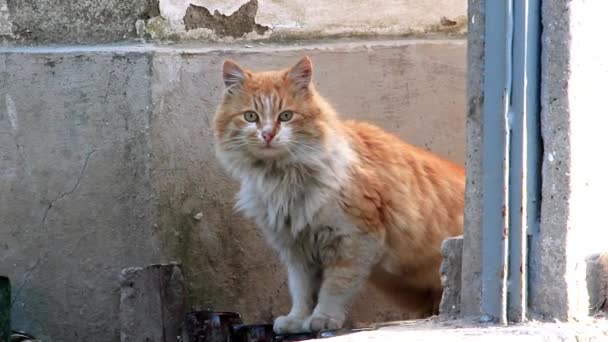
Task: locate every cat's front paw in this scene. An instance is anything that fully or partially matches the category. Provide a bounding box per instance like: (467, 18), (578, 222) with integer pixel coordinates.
(302, 312), (345, 332)
(273, 315), (308, 334)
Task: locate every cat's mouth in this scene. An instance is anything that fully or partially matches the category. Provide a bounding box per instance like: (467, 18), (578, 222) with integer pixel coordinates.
(251, 143), (288, 159)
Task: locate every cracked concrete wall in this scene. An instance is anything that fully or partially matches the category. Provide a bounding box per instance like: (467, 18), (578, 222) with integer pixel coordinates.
(0, 52), (162, 341)
(0, 40), (466, 340)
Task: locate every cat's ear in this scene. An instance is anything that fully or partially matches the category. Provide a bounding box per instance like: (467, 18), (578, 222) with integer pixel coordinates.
(287, 56), (313, 90)
(223, 59), (246, 88)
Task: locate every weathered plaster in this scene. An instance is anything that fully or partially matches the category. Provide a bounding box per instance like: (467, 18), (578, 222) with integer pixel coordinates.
(2, 0), (465, 43)
(0, 0), (11, 37)
(5, 0), (159, 43)
(183, 1), (269, 38)
(146, 0), (466, 41)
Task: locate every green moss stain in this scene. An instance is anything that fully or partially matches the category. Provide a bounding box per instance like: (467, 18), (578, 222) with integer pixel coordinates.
(156, 185), (228, 310)
(143, 17), (182, 41)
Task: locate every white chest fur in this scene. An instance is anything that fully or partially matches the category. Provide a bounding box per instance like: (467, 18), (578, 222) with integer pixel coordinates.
(225, 136), (357, 263)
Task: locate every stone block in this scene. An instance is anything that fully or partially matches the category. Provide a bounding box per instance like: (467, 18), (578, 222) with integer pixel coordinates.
(119, 263), (187, 342)
(439, 236), (463, 318)
(586, 254), (608, 314)
(4, 0), (159, 43)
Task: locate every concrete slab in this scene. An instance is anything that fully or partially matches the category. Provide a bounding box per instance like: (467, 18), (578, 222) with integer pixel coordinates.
(319, 318), (608, 342)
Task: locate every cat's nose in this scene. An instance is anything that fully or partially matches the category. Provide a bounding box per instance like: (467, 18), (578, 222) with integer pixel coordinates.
(262, 130), (275, 143)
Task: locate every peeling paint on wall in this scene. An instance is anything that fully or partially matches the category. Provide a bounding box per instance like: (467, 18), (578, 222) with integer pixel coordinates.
(160, 0), (249, 21)
(183, 0), (268, 38)
(143, 0), (466, 42)
(2, 0), (466, 43)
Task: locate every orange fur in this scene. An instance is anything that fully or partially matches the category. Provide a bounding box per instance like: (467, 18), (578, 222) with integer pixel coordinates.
(214, 56), (465, 327)
(341, 121), (465, 316)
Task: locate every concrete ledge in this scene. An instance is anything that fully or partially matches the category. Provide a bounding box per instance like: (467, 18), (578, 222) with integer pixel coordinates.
(321, 318), (608, 342)
(0, 37), (464, 53)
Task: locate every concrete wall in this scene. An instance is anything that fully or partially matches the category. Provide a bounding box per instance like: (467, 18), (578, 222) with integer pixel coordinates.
(0, 0), (466, 44)
(1, 0), (160, 43)
(0, 40), (466, 340)
(0, 51), (162, 339)
(460, 0), (484, 317)
(1, 0), (467, 339)
(529, 0), (608, 321)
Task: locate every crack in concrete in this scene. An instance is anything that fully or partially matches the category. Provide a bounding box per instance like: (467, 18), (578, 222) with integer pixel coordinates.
(11, 256), (41, 306)
(11, 149), (97, 305)
(40, 149), (97, 227)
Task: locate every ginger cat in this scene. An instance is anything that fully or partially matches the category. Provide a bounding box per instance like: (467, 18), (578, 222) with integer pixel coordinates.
(213, 56), (465, 333)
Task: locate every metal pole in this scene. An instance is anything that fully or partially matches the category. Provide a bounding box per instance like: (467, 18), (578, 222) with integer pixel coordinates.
(482, 0), (542, 324)
(481, 0), (512, 325)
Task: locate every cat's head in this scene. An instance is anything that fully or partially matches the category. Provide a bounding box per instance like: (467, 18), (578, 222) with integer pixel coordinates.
(213, 56), (335, 166)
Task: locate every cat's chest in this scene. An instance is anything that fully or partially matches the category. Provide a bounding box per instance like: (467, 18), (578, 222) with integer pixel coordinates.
(235, 175), (348, 239)
(250, 191), (354, 263)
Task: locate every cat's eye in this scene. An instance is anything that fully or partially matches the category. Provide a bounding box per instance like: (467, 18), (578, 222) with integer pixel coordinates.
(278, 111), (294, 122)
(243, 111), (259, 122)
